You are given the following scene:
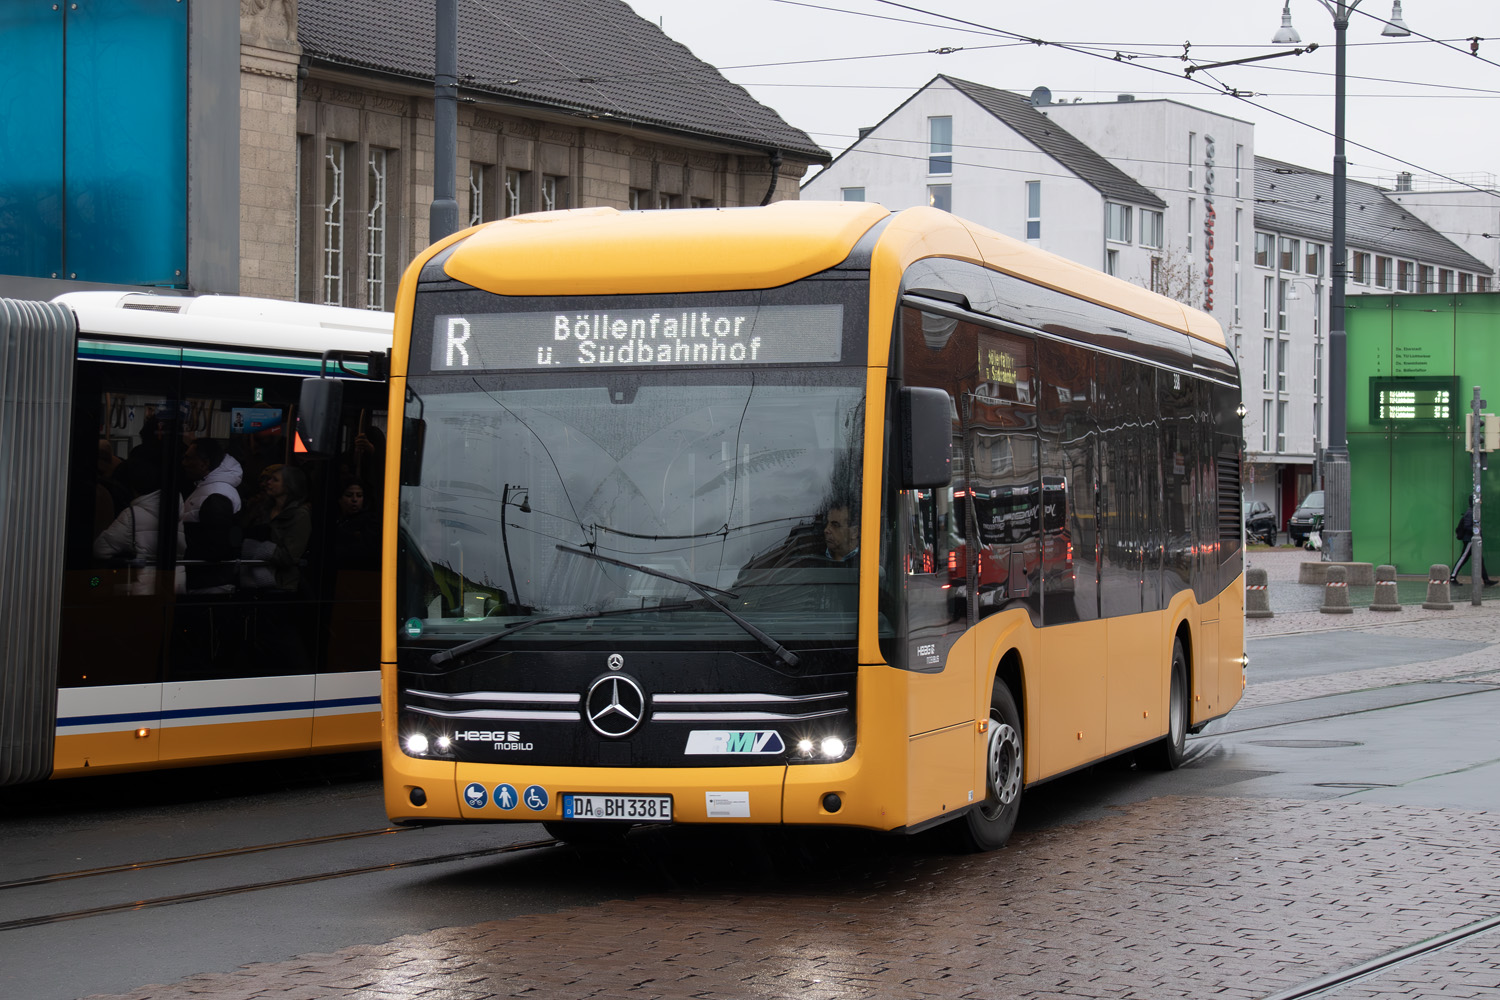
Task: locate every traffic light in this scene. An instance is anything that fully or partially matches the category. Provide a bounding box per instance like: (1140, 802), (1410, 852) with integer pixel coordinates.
(1465, 412), (1500, 452)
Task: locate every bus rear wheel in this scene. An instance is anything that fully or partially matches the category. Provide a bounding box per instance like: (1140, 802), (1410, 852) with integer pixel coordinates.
(1147, 639), (1189, 770)
(956, 680), (1023, 852)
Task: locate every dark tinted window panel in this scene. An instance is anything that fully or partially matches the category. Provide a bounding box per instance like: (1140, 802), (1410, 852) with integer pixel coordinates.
(1038, 338), (1097, 625)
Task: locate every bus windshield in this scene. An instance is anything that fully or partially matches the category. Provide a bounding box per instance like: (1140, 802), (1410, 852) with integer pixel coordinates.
(398, 369), (867, 648)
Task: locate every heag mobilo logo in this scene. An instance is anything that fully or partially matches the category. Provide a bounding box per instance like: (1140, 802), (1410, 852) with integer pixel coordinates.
(685, 730), (787, 755)
(453, 729), (534, 750)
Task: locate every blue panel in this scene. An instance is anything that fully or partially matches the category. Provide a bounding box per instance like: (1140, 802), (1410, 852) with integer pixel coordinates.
(65, 1), (187, 285)
(0, 6), (64, 279)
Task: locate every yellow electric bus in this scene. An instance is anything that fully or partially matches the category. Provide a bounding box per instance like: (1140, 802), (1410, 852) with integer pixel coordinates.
(372, 201), (1245, 849)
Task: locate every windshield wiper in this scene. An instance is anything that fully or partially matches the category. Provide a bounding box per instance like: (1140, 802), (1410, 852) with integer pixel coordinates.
(428, 602), (692, 667)
(555, 544), (800, 669)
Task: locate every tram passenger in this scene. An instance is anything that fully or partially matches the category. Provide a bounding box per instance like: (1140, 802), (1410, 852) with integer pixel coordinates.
(92, 459), (185, 595)
(334, 477), (380, 570)
(181, 438), (243, 522)
(239, 464), (312, 591)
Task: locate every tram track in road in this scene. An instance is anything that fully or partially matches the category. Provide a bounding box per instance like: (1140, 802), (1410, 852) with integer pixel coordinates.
(1262, 912), (1500, 999)
(0, 825), (414, 891)
(0, 835), (559, 933)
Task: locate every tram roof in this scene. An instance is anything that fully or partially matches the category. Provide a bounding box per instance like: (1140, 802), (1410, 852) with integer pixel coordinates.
(52, 292), (393, 355)
(436, 202), (1226, 350)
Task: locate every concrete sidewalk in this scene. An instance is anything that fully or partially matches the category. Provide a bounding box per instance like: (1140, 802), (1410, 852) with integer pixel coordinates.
(1242, 547), (1500, 709)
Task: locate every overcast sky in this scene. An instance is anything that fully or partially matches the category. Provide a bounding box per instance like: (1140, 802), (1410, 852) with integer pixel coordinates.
(623, 0), (1500, 194)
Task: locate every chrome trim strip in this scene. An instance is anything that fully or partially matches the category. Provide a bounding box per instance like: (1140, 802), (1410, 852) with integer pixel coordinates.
(405, 689), (579, 704)
(650, 691), (848, 705)
(651, 708), (848, 722)
(408, 706), (581, 722)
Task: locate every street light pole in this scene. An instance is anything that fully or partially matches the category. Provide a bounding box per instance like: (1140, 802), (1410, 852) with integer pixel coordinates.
(1274, 1), (1410, 564)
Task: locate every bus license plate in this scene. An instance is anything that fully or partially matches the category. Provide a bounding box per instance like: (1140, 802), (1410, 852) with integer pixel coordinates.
(562, 793), (672, 822)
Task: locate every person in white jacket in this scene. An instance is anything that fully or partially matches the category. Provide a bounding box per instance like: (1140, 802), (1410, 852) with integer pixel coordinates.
(93, 460), (186, 595)
(180, 438), (243, 522)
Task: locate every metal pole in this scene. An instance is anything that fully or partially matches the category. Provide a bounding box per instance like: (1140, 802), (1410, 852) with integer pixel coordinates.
(430, 0), (459, 242)
(1321, 3), (1353, 563)
(1472, 388), (1483, 606)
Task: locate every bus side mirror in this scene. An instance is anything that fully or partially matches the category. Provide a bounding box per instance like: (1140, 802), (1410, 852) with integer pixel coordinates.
(297, 377), (343, 457)
(899, 386), (952, 488)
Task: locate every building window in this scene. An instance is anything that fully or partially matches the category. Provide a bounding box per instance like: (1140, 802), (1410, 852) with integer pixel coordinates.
(504, 169), (529, 218)
(842, 187), (865, 202)
(1461, 272), (1474, 293)
(468, 163), (493, 227)
(1277, 278), (1288, 332)
(1277, 400), (1287, 452)
(1026, 180), (1041, 240)
(691, 197), (714, 209)
(1105, 248), (1119, 275)
(1106, 203), (1132, 243)
(1279, 237), (1299, 272)
(1263, 337), (1273, 390)
(366, 148), (388, 312)
(1255, 232), (1274, 268)
(1305, 243), (1324, 277)
(657, 192), (680, 210)
(1235, 144), (1243, 197)
(1233, 265), (1241, 326)
(1481, 276), (1493, 292)
(928, 184), (952, 213)
(322, 141), (347, 306)
(1314, 342), (1322, 397)
(1263, 399), (1273, 451)
(1187, 198), (1195, 253)
(1376, 255), (1392, 288)
(1417, 264), (1433, 292)
(1397, 260), (1413, 292)
(1187, 132), (1195, 188)
(541, 175), (568, 212)
(1353, 252), (1370, 284)
(928, 116), (952, 174)
(1234, 208), (1243, 264)
(1277, 338), (1288, 392)
(629, 188), (648, 210)
(1140, 209), (1163, 249)
(1263, 276), (1274, 331)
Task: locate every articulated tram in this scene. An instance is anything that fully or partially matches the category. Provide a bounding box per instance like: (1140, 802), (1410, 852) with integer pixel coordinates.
(1, 292), (390, 785)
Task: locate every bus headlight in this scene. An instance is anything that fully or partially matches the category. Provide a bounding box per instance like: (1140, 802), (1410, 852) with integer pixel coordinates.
(820, 736), (846, 759)
(405, 732), (430, 756)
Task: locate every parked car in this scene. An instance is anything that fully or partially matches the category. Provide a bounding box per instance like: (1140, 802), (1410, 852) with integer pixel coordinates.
(1243, 500), (1277, 546)
(1286, 490), (1325, 547)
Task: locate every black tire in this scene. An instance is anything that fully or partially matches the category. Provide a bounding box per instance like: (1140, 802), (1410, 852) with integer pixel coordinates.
(1148, 639), (1189, 770)
(955, 680), (1023, 852)
(543, 821), (632, 846)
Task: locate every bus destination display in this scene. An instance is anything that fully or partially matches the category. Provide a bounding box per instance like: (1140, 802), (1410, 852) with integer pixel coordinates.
(431, 304), (843, 371)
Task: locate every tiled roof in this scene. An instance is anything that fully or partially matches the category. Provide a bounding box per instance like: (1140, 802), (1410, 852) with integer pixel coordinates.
(1255, 156), (1487, 272)
(941, 76), (1166, 209)
(297, 0), (827, 162)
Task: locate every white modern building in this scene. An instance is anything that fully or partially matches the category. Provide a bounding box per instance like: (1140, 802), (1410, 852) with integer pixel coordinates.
(802, 76), (1167, 287)
(1383, 172), (1500, 285)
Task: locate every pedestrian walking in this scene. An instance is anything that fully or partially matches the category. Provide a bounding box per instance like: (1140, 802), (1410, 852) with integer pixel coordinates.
(1450, 496), (1496, 586)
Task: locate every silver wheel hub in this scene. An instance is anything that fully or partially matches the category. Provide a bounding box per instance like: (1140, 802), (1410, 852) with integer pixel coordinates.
(987, 719), (1022, 807)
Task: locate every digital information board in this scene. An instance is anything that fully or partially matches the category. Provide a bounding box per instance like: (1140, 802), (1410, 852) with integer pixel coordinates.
(1368, 376), (1459, 428)
(430, 304), (844, 371)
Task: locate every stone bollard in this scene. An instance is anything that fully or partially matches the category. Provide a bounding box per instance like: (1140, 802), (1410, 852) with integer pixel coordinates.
(1246, 567), (1273, 618)
(1319, 564), (1353, 614)
(1422, 564), (1455, 611)
(1369, 564), (1402, 612)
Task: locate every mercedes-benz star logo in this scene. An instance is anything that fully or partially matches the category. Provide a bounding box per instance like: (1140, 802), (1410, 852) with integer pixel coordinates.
(586, 674), (645, 738)
(607, 653), (624, 671)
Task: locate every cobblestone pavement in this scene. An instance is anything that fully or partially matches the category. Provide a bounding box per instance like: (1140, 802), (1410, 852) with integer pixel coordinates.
(80, 796), (1500, 1000)
(75, 548), (1500, 1000)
